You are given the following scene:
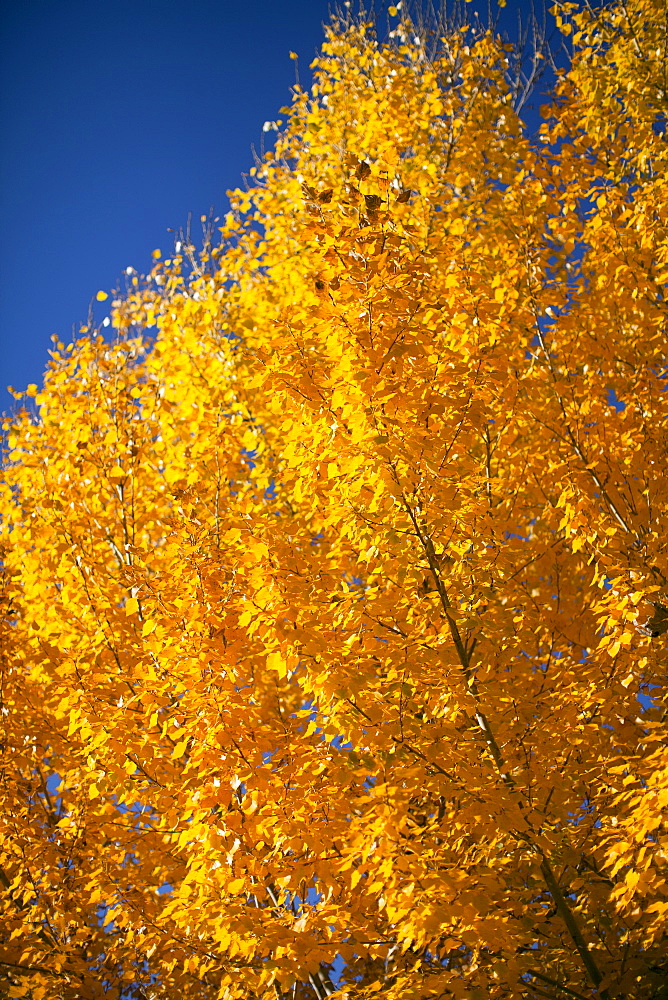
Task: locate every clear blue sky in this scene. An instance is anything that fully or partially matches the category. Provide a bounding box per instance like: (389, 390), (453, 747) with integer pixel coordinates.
(1, 1), (554, 416)
(0, 0), (331, 414)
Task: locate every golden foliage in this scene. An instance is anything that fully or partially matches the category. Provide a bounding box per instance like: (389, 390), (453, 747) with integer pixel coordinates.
(1, 2), (667, 998)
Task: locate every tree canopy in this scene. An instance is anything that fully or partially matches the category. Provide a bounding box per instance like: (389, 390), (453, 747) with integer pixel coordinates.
(1, 1), (667, 997)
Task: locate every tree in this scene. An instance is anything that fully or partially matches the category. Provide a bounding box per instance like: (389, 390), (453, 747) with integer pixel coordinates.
(1, 1), (667, 997)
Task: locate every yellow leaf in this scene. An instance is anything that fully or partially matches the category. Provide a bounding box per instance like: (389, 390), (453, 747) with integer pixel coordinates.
(164, 464), (182, 484)
(267, 651), (287, 678)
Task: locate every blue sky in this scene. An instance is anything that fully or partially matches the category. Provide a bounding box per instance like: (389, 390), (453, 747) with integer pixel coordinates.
(0, 0), (331, 414)
(1, 1), (553, 416)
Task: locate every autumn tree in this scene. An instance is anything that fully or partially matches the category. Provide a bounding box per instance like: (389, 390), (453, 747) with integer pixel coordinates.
(1, 1), (667, 998)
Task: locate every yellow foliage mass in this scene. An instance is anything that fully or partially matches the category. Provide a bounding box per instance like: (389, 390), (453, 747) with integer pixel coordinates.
(1, 2), (667, 997)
